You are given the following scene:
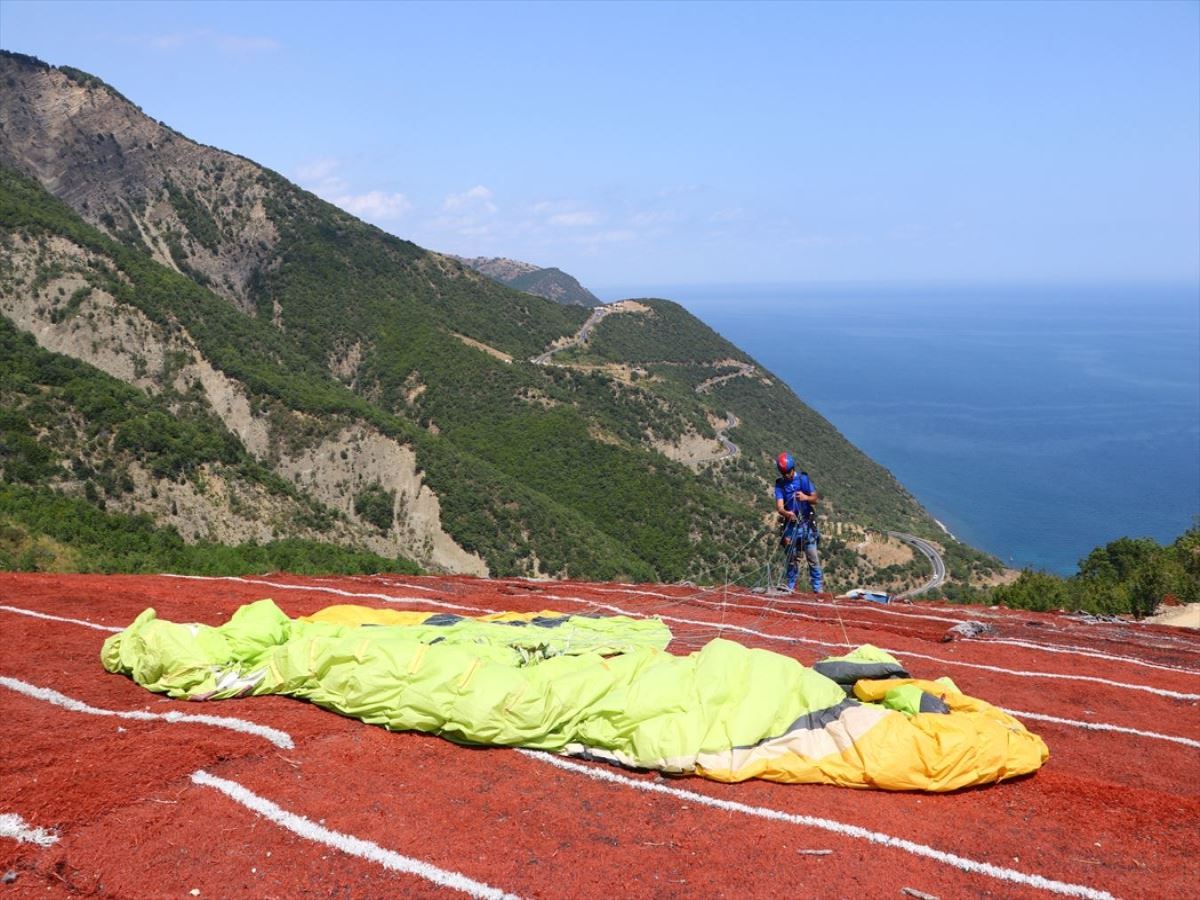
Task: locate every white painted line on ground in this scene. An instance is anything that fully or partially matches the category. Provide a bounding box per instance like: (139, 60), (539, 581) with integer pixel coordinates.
(547, 593), (1200, 740)
(190, 771), (520, 900)
(651, 587), (1200, 670)
(588, 585), (684, 600)
(891, 650), (1200, 701)
(541, 593), (1200, 701)
(539, 593), (840, 650)
(1001, 709), (1200, 749)
(972, 638), (1200, 677)
(0, 604), (121, 632)
(0, 812), (58, 847)
(682, 588), (1200, 663)
(520, 751), (1113, 900)
(376, 578), (441, 593)
(694, 597), (955, 638)
(707, 598), (1200, 677)
(160, 574), (493, 614)
(0, 676), (294, 749)
(725, 591), (965, 624)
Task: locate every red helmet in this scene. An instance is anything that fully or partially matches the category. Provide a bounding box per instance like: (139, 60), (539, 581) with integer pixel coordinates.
(776, 452), (794, 474)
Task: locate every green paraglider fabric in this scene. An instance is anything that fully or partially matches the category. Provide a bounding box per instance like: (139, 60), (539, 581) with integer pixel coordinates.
(102, 599), (1048, 790)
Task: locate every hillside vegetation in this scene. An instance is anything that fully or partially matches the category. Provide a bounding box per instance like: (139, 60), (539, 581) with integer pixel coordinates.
(945, 528), (1200, 618)
(0, 484), (418, 576)
(0, 51), (998, 590)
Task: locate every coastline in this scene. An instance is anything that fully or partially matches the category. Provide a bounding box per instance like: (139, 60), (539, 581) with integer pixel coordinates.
(640, 284), (1199, 575)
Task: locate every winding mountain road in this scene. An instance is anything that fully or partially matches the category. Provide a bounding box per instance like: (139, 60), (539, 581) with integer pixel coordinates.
(532, 314), (754, 465)
(695, 362), (757, 394)
(531, 305), (617, 365)
(696, 412), (741, 464)
(886, 531), (947, 598)
(692, 366), (756, 463)
(715, 412), (740, 458)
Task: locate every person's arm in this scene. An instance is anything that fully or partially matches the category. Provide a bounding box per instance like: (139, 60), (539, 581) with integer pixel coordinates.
(797, 474), (820, 504)
(774, 484), (797, 521)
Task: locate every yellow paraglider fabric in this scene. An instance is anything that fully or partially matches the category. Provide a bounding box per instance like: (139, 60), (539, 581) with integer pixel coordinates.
(101, 600), (1048, 791)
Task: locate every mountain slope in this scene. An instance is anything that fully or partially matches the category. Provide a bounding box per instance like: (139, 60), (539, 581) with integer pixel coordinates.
(0, 51), (999, 588)
(454, 255), (602, 307)
(452, 255), (540, 282)
(0, 165), (651, 580)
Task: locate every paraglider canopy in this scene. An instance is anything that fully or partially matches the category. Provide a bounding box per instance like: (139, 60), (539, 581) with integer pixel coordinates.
(101, 599), (1049, 792)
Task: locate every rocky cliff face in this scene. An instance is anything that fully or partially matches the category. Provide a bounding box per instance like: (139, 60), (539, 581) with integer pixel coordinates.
(453, 255), (540, 282)
(0, 55), (278, 314)
(454, 255), (601, 307)
(0, 53), (490, 574)
(0, 225), (487, 574)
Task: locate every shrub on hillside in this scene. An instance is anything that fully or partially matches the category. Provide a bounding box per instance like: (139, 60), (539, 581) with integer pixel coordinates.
(354, 484), (395, 534)
(987, 528), (1199, 617)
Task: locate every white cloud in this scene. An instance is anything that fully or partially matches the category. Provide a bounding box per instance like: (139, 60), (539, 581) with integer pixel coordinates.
(529, 199), (602, 229)
(781, 232), (867, 249)
(124, 28), (280, 53)
(657, 184), (701, 198)
(294, 158), (352, 204)
(292, 160), (411, 222)
(428, 185), (500, 235)
(456, 224), (497, 238)
(145, 33), (186, 50)
(294, 158), (342, 183)
(708, 208), (746, 224)
(330, 191), (412, 220)
(549, 211), (599, 227)
(215, 34), (282, 52)
(442, 185), (496, 214)
(568, 229), (637, 246)
(628, 210), (682, 228)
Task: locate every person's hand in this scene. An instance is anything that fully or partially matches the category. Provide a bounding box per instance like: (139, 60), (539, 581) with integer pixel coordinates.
(786, 511), (798, 521)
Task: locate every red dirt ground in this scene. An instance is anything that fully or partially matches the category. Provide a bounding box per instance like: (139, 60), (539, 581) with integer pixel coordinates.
(2, 571), (1197, 899)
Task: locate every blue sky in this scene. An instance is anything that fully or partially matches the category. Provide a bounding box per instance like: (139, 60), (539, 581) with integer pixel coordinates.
(2, 0), (1197, 292)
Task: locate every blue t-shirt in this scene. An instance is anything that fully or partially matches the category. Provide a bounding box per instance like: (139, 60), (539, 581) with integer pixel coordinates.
(775, 471), (816, 522)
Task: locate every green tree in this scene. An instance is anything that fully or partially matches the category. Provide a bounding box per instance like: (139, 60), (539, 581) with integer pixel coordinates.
(354, 484), (395, 534)
(1077, 536), (1159, 583)
(1129, 561), (1169, 620)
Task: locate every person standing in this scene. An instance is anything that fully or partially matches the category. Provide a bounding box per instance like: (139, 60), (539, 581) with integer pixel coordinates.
(774, 451), (823, 593)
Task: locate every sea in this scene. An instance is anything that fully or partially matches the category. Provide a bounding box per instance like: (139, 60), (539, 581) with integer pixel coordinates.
(600, 283), (1200, 575)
